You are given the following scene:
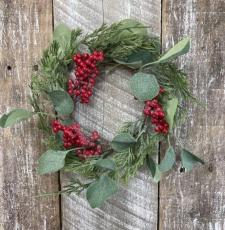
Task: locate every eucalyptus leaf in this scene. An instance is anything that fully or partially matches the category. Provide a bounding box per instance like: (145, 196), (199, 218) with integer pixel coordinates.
(53, 23), (71, 49)
(111, 133), (136, 152)
(159, 146), (176, 172)
(127, 49), (156, 64)
(146, 155), (161, 183)
(60, 118), (74, 125)
(0, 114), (9, 127)
(94, 158), (116, 171)
(142, 37), (190, 68)
(114, 59), (142, 69)
(0, 109), (33, 128)
(114, 49), (156, 69)
(38, 149), (70, 175)
(129, 72), (159, 101)
(181, 149), (204, 171)
(86, 175), (118, 208)
(48, 90), (74, 116)
(117, 19), (148, 39)
(155, 37), (190, 64)
(165, 97), (178, 130)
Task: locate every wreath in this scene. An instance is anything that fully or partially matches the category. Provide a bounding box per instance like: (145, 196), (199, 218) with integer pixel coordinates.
(0, 19), (204, 208)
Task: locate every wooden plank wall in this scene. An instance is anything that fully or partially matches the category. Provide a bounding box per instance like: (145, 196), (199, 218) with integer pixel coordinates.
(0, 1), (60, 229)
(160, 0), (225, 229)
(1, 0), (224, 229)
(54, 0), (161, 229)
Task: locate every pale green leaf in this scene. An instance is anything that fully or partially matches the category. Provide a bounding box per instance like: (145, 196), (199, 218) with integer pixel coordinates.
(53, 23), (71, 49)
(0, 114), (9, 127)
(146, 155), (161, 183)
(114, 49), (156, 69)
(142, 37), (190, 68)
(114, 59), (142, 69)
(165, 97), (178, 130)
(94, 158), (116, 171)
(156, 37), (190, 63)
(48, 90), (74, 116)
(0, 109), (33, 128)
(38, 149), (70, 175)
(86, 175), (118, 208)
(111, 133), (136, 152)
(159, 146), (176, 172)
(60, 118), (74, 125)
(117, 19), (148, 39)
(129, 72), (159, 101)
(181, 149), (204, 172)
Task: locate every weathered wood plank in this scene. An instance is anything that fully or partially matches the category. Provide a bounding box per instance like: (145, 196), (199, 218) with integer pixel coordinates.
(0, 1), (60, 229)
(160, 0), (225, 229)
(54, 0), (161, 229)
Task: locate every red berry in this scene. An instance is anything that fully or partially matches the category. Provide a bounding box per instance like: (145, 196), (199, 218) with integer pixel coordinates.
(143, 97), (169, 134)
(159, 87), (165, 94)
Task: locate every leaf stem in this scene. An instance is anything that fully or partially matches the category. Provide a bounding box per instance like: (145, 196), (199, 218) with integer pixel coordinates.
(167, 135), (171, 147)
(140, 61), (156, 71)
(136, 130), (145, 141)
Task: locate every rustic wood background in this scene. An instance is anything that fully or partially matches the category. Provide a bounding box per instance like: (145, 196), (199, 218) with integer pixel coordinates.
(0, 0), (224, 229)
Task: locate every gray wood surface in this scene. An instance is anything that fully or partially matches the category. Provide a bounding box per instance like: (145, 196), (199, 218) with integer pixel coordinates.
(1, 0), (223, 229)
(54, 0), (161, 229)
(159, 0), (225, 229)
(0, 1), (60, 229)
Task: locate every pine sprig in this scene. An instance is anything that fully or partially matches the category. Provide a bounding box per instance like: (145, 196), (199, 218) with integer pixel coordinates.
(62, 179), (90, 195)
(112, 122), (162, 183)
(143, 62), (194, 101)
(64, 155), (98, 178)
(83, 21), (159, 61)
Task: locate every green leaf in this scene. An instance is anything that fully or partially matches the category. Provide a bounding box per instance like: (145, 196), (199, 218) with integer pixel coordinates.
(48, 90), (74, 116)
(155, 37), (190, 64)
(114, 59), (142, 69)
(111, 133), (137, 152)
(142, 37), (190, 68)
(114, 49), (156, 69)
(129, 72), (159, 101)
(0, 114), (9, 127)
(94, 158), (116, 171)
(117, 19), (148, 39)
(60, 118), (74, 125)
(124, 49), (157, 64)
(181, 149), (204, 172)
(159, 146), (176, 172)
(38, 149), (70, 175)
(53, 23), (71, 49)
(86, 175), (118, 208)
(165, 97), (178, 130)
(0, 109), (33, 128)
(146, 155), (161, 183)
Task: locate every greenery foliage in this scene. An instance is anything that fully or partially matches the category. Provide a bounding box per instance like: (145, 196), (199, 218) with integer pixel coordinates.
(0, 19), (204, 208)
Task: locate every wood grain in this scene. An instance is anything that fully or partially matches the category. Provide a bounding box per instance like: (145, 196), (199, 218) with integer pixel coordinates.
(0, 1), (60, 229)
(54, 0), (161, 229)
(160, 0), (225, 229)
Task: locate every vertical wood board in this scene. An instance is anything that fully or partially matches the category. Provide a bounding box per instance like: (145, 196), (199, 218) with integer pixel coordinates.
(160, 0), (225, 229)
(0, 1), (60, 229)
(54, 0), (161, 229)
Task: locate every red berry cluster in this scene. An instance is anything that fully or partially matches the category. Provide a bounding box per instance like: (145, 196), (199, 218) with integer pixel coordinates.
(52, 120), (102, 158)
(68, 51), (104, 104)
(143, 87), (169, 134)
